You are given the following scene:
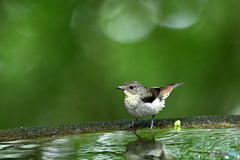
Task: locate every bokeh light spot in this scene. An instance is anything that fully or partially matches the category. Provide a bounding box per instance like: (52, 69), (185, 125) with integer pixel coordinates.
(98, 0), (159, 43)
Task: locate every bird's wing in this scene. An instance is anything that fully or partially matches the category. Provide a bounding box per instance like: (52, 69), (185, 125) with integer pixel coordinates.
(159, 83), (183, 100)
(141, 87), (160, 103)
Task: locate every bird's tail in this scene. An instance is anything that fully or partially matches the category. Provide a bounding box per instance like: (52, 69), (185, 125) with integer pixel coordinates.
(159, 83), (183, 100)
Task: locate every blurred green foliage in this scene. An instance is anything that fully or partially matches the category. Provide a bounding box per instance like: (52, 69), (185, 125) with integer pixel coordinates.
(0, 0), (240, 129)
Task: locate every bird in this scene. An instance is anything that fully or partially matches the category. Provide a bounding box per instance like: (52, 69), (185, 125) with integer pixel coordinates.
(116, 81), (183, 129)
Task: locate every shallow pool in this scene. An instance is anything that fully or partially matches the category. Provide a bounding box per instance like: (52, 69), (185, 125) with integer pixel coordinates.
(0, 127), (239, 159)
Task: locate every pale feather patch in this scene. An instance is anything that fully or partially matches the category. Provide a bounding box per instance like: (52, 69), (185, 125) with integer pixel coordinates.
(161, 89), (172, 100)
(123, 89), (167, 117)
(135, 98), (165, 117)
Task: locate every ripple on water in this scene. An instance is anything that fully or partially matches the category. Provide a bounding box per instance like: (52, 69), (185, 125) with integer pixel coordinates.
(0, 127), (239, 159)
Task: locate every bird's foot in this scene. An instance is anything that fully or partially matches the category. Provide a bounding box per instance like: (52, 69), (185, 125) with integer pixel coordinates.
(130, 118), (138, 128)
(149, 124), (153, 130)
(130, 122), (135, 128)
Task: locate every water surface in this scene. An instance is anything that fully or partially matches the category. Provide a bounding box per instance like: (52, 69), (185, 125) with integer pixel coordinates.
(0, 127), (239, 159)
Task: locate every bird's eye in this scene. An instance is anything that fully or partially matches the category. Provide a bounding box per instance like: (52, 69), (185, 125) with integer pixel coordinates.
(129, 86), (134, 89)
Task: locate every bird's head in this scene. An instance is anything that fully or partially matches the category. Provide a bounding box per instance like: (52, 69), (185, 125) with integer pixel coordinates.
(116, 81), (144, 96)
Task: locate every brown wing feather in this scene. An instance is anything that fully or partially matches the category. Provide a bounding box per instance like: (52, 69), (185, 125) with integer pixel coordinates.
(141, 82), (183, 102)
(141, 87), (160, 103)
(159, 83), (183, 100)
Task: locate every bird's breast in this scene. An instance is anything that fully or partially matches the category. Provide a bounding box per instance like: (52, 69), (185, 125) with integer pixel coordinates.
(124, 95), (165, 117)
(124, 94), (140, 109)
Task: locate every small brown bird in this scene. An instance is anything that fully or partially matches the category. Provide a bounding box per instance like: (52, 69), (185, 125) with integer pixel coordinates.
(116, 81), (183, 129)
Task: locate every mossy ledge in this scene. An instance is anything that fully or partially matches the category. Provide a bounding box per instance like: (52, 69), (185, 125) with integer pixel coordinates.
(0, 115), (239, 141)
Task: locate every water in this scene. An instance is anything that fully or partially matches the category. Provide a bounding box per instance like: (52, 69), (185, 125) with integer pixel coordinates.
(0, 127), (239, 159)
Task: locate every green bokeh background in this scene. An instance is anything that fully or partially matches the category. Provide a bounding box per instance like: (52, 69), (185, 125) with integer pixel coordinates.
(0, 0), (240, 129)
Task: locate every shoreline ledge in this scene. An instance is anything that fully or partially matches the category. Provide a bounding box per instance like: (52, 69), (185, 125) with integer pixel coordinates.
(0, 115), (239, 141)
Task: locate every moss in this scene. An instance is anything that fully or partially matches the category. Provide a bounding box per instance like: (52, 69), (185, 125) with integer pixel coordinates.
(0, 115), (239, 141)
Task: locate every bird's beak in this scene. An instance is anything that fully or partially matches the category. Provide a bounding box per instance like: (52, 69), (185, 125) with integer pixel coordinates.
(116, 86), (125, 90)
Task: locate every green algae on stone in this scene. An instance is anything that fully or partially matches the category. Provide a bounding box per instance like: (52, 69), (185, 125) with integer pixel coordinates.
(0, 115), (240, 141)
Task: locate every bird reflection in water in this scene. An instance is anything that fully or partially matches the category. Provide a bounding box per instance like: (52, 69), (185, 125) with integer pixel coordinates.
(126, 129), (174, 159)
(125, 137), (174, 160)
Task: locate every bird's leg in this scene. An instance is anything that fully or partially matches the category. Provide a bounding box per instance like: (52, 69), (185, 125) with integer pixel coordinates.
(130, 117), (139, 128)
(150, 115), (155, 129)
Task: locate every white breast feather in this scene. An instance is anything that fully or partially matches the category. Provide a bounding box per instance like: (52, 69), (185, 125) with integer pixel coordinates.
(124, 90), (166, 117)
